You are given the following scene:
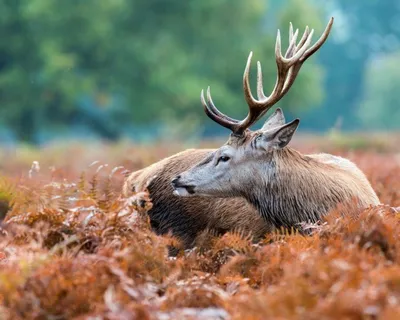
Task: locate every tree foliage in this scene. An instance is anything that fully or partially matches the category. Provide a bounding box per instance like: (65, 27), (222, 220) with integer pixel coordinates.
(301, 0), (400, 130)
(0, 0), (325, 142)
(358, 52), (400, 130)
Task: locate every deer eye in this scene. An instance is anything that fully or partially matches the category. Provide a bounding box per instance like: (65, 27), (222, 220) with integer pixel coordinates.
(218, 155), (231, 163)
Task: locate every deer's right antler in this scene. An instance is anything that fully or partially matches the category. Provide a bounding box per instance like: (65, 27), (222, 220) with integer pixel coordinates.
(201, 17), (334, 136)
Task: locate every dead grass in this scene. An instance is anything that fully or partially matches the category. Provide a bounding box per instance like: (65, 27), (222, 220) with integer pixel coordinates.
(0, 137), (399, 319)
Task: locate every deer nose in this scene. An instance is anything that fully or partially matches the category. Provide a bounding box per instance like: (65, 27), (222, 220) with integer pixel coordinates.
(171, 175), (181, 185)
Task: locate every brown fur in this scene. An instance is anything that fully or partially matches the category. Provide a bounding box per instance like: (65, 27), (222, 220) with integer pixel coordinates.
(123, 149), (273, 248)
(248, 147), (381, 228)
(174, 128), (380, 231)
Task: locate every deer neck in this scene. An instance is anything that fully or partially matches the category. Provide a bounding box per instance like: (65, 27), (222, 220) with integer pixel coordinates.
(240, 148), (341, 230)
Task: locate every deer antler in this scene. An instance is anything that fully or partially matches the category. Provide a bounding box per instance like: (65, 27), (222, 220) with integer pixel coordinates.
(201, 17), (334, 136)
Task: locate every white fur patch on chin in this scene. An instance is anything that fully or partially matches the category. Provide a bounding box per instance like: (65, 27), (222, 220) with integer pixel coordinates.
(173, 188), (191, 197)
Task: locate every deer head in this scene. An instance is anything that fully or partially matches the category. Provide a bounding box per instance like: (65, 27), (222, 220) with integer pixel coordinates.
(172, 18), (334, 198)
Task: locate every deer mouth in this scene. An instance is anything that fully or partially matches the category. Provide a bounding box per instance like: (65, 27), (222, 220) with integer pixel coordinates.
(172, 183), (196, 196)
(172, 186), (196, 197)
(171, 179), (196, 196)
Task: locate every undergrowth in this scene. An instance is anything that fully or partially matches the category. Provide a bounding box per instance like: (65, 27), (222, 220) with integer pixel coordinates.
(0, 141), (399, 319)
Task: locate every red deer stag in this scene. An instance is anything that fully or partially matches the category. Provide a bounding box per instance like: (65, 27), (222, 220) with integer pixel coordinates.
(124, 18), (336, 247)
(172, 18), (380, 230)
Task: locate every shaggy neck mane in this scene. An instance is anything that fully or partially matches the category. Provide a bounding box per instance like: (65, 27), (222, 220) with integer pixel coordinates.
(241, 147), (353, 230)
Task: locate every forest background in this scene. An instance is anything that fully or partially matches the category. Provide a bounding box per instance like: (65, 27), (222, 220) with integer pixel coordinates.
(0, 0), (399, 144)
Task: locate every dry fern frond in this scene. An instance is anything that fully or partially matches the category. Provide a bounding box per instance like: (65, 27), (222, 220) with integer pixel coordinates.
(0, 143), (399, 319)
(212, 230), (254, 255)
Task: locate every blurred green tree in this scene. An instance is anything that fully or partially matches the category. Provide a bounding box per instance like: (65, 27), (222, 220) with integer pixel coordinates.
(357, 52), (400, 130)
(0, 0), (326, 142)
(301, 0), (400, 131)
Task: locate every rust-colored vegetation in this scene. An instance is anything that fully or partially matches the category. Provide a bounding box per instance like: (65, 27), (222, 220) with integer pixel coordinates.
(0, 137), (399, 319)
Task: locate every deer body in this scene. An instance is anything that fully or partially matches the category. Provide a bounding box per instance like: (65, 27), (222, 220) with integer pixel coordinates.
(230, 146), (379, 229)
(173, 122), (379, 230)
(123, 148), (273, 248)
(172, 17), (380, 230)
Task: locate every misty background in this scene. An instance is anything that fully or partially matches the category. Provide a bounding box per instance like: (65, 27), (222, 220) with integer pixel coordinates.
(0, 0), (399, 145)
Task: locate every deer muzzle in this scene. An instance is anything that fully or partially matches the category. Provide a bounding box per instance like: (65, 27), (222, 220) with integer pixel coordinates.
(171, 175), (196, 196)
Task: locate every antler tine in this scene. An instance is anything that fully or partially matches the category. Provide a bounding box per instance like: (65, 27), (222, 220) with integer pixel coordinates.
(256, 61), (266, 100)
(297, 26), (310, 49)
(285, 28), (299, 58)
(302, 17), (334, 61)
(243, 51), (258, 108)
(274, 29), (283, 63)
(201, 88), (239, 131)
(289, 22), (294, 43)
(205, 87), (239, 123)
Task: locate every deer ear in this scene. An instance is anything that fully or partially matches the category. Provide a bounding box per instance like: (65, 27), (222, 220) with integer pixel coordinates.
(258, 119), (300, 150)
(261, 108), (286, 131)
